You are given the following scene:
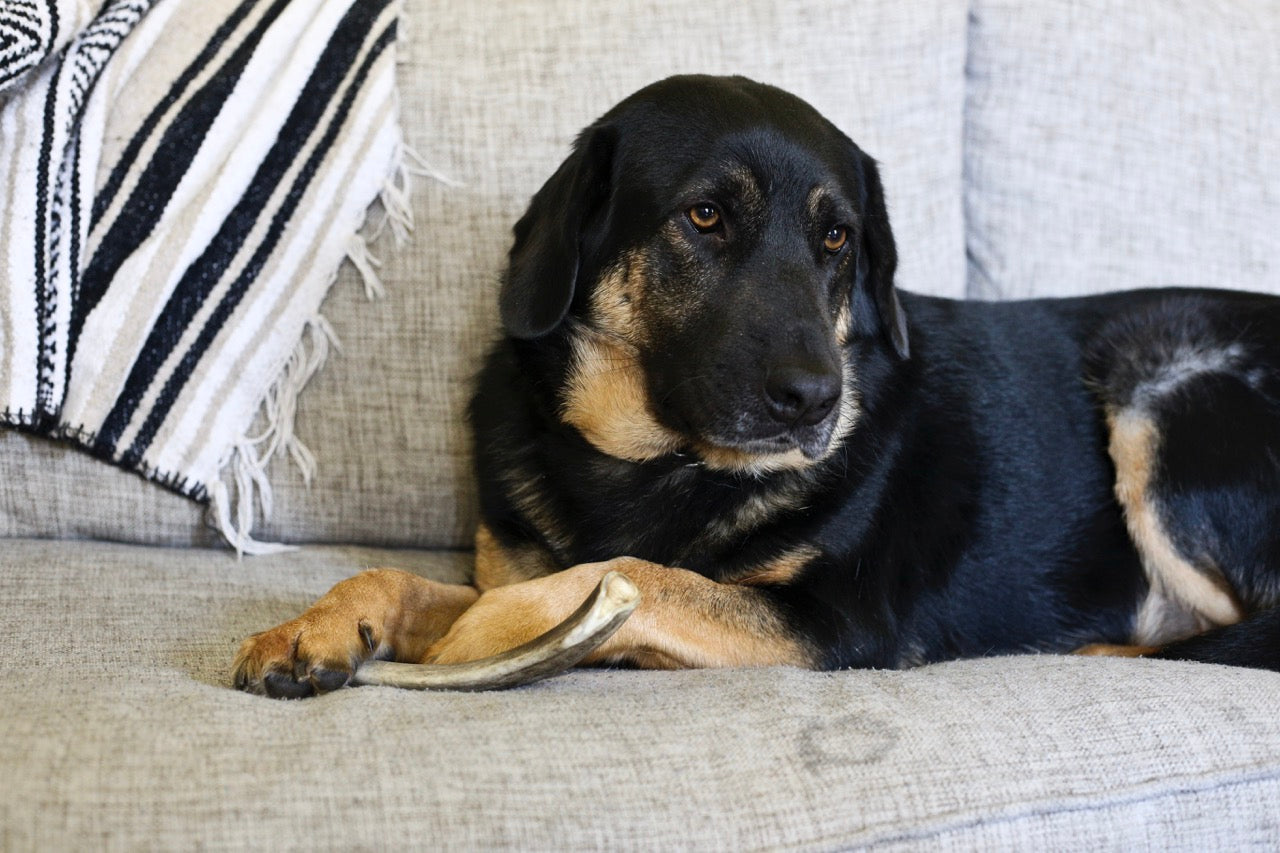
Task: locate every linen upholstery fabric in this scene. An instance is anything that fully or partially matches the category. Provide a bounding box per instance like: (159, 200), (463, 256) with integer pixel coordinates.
(964, 0), (1280, 300)
(0, 0), (970, 549)
(0, 430), (215, 544)
(0, 538), (1278, 849)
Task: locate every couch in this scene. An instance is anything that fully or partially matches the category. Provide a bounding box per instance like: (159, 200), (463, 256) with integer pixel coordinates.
(2, 0), (1279, 848)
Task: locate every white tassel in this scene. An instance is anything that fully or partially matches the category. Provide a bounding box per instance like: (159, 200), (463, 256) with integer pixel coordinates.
(207, 141), (432, 554)
(378, 165), (415, 246)
(346, 233), (385, 299)
(208, 470), (296, 558)
(402, 142), (461, 188)
(209, 317), (342, 555)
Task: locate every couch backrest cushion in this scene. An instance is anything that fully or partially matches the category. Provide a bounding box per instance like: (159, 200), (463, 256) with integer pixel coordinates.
(965, 0), (1280, 300)
(1, 0), (970, 549)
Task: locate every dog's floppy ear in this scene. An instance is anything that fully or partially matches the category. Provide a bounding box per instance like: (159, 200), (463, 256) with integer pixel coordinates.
(855, 150), (909, 359)
(500, 126), (616, 339)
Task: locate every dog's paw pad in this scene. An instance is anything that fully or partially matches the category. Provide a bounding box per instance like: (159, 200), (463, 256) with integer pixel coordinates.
(308, 667), (353, 693)
(263, 669), (315, 699)
(233, 615), (372, 699)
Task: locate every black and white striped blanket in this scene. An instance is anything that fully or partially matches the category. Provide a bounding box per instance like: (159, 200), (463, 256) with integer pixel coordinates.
(1, 0), (406, 552)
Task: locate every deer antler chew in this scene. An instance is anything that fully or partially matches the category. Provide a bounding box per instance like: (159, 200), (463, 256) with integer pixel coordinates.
(352, 571), (640, 691)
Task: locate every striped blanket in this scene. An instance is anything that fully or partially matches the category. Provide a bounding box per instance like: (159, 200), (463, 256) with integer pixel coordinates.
(1, 0), (407, 552)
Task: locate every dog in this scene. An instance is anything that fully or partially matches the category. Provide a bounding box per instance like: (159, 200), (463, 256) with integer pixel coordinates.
(234, 74), (1280, 698)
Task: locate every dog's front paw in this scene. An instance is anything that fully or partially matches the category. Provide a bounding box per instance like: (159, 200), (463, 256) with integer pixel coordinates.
(233, 569), (481, 698)
(232, 609), (381, 699)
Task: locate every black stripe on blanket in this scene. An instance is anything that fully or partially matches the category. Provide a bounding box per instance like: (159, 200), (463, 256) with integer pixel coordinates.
(0, 0), (56, 89)
(34, 0), (154, 419)
(122, 20), (400, 466)
(33, 56), (59, 417)
(94, 0), (395, 462)
(70, 0), (290, 375)
(89, 0), (263, 229)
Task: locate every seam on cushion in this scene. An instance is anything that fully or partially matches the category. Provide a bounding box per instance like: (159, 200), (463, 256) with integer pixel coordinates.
(816, 762), (1280, 850)
(959, 0), (983, 300)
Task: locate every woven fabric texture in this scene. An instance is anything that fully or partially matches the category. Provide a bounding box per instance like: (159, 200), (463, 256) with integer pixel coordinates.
(0, 0), (106, 94)
(964, 0), (1280, 300)
(0, 538), (1277, 849)
(0, 0), (970, 549)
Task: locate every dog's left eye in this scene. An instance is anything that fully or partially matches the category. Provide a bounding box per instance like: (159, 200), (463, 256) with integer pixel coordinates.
(823, 226), (848, 253)
(687, 204), (722, 233)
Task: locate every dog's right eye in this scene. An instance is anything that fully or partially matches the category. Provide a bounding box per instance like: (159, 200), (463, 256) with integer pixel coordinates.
(687, 204), (722, 233)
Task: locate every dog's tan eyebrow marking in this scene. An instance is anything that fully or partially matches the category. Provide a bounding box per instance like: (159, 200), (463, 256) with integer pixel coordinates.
(681, 165), (765, 219)
(806, 185), (829, 221)
(728, 165), (765, 215)
(807, 184), (853, 226)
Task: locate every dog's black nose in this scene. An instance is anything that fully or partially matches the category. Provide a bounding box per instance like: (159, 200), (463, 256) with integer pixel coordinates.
(764, 364), (841, 427)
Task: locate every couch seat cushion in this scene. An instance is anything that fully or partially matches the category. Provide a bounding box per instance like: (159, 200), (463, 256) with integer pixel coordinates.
(1, 539), (1278, 848)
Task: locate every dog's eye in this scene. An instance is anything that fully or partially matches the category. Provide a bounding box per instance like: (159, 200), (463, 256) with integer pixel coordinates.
(823, 226), (848, 253)
(687, 203), (722, 233)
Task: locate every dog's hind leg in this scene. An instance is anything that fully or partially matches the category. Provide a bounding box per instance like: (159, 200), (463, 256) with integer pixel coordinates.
(1106, 404), (1247, 644)
(1091, 300), (1280, 666)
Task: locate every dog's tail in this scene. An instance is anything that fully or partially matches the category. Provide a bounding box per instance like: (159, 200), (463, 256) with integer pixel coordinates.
(1149, 607), (1280, 672)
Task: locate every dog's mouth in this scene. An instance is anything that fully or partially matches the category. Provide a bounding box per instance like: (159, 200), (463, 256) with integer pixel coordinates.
(698, 421), (834, 459)
(648, 354), (855, 474)
(648, 363), (859, 473)
(678, 406), (846, 474)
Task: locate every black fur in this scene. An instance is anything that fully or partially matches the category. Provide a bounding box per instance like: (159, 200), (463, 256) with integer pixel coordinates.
(471, 75), (1280, 672)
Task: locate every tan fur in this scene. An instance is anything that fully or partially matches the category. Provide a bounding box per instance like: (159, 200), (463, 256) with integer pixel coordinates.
(559, 252), (686, 463)
(425, 557), (815, 669)
(497, 466), (574, 557)
(731, 165), (766, 215)
(834, 299), (853, 346)
(694, 442), (814, 474)
(703, 484), (810, 545)
(687, 165), (764, 221)
(233, 569), (479, 686)
(473, 523), (559, 591)
(560, 330), (684, 462)
(805, 185), (827, 221)
(238, 519), (816, 689)
(589, 251), (644, 339)
(1073, 643), (1161, 658)
(1108, 410), (1244, 644)
(728, 545), (821, 586)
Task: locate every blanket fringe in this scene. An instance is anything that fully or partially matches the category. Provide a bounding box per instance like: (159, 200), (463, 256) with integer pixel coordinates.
(209, 315), (340, 556)
(345, 233), (386, 299)
(208, 141), (458, 555)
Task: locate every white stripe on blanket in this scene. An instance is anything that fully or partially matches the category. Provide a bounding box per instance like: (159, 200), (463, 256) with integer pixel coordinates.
(0, 0), (408, 552)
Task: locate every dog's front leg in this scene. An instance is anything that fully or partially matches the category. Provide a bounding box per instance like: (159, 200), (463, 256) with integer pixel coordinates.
(233, 569), (479, 698)
(425, 557), (817, 670)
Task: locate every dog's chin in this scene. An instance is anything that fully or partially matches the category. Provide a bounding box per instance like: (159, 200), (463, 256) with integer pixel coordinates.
(688, 418), (838, 474)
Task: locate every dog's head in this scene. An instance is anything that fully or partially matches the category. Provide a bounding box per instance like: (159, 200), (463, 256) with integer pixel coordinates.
(501, 75), (908, 474)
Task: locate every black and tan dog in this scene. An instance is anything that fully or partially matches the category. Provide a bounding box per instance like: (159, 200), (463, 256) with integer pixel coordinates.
(234, 75), (1280, 698)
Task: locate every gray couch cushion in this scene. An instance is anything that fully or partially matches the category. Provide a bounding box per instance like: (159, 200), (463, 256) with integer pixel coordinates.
(965, 0), (1280, 300)
(1, 539), (1278, 848)
(0, 0), (970, 550)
